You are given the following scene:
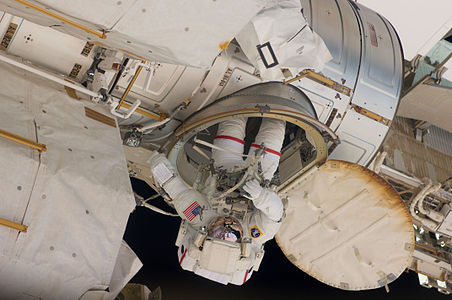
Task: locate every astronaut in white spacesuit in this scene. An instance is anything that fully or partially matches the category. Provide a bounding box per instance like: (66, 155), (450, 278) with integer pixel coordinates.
(149, 117), (285, 285)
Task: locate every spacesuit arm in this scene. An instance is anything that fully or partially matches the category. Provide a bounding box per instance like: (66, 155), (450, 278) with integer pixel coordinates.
(243, 180), (283, 222)
(245, 180), (283, 245)
(148, 151), (210, 225)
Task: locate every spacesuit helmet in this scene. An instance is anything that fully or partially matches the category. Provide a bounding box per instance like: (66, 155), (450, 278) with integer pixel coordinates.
(207, 216), (243, 243)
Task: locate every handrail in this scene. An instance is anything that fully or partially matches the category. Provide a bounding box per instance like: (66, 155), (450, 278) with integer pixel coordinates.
(0, 128), (46, 152)
(115, 61), (145, 111)
(0, 217), (28, 232)
(14, 0), (107, 39)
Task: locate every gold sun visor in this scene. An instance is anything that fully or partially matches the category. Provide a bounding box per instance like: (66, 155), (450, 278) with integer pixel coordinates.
(276, 160), (414, 291)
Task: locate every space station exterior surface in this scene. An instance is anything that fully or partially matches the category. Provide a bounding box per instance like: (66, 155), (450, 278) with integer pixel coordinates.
(0, 59), (140, 299)
(0, 0), (450, 298)
(0, 0), (402, 168)
(378, 117), (452, 294)
(120, 0), (403, 169)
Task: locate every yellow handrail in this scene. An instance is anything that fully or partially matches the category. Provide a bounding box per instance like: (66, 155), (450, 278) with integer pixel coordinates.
(284, 69), (335, 86)
(116, 61), (145, 111)
(0, 217), (28, 232)
(120, 102), (167, 121)
(15, 0), (107, 39)
(0, 128), (47, 152)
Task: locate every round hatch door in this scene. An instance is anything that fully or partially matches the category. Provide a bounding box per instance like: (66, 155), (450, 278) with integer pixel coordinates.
(276, 160), (414, 290)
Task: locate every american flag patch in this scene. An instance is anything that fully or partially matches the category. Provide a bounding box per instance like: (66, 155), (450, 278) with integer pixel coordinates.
(183, 201), (201, 221)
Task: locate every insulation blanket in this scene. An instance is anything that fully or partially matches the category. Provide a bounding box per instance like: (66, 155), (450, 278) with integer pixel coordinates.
(0, 60), (139, 300)
(0, 0), (267, 68)
(1, 1), (328, 69)
(236, 0), (333, 80)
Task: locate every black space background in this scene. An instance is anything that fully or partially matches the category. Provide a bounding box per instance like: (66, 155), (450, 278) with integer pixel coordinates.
(125, 178), (449, 300)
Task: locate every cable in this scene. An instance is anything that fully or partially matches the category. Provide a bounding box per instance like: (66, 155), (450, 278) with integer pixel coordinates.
(108, 57), (129, 95)
(143, 194), (161, 203)
(134, 192), (178, 217)
(142, 202), (178, 217)
(211, 154), (259, 201)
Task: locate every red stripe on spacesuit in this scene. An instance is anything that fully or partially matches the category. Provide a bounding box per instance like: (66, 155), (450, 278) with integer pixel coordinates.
(179, 248), (188, 265)
(250, 144), (281, 157)
(215, 135), (245, 145)
(243, 269), (249, 284)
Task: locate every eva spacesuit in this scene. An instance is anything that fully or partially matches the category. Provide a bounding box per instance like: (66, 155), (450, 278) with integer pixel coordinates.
(149, 117), (285, 285)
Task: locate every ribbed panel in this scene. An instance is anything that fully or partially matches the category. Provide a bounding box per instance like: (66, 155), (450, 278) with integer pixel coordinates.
(424, 125), (452, 157)
(383, 117), (452, 182)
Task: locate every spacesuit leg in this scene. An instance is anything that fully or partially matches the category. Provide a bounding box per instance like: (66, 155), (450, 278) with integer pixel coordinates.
(212, 117), (247, 171)
(248, 118), (286, 181)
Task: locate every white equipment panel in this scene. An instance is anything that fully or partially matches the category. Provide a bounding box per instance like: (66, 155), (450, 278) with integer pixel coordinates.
(301, 0), (361, 91)
(4, 19), (94, 80)
(350, 2), (403, 121)
(397, 82), (452, 133)
(277, 160), (414, 291)
(329, 110), (387, 165)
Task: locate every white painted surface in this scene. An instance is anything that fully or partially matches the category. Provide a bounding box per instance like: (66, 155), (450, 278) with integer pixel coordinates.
(357, 0), (452, 60)
(0, 51), (99, 98)
(398, 82), (452, 133)
(329, 110), (387, 165)
(6, 19), (94, 80)
(0, 11), (13, 38)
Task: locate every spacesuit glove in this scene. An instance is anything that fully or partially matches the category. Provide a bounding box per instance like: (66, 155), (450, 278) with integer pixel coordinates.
(148, 151), (178, 187)
(244, 180), (283, 221)
(148, 150), (178, 175)
(243, 179), (263, 200)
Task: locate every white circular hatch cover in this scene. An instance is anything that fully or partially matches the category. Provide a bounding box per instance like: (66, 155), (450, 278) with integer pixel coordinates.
(276, 160), (414, 290)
